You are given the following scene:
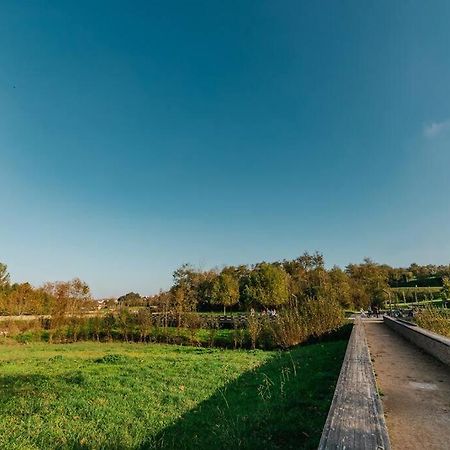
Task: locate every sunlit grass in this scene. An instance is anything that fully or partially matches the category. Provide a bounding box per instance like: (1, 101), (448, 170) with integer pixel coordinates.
(0, 337), (348, 449)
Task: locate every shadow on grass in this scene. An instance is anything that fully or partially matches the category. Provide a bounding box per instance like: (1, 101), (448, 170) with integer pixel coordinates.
(0, 326), (351, 450)
(0, 370), (92, 412)
(0, 373), (53, 403)
(139, 327), (351, 450)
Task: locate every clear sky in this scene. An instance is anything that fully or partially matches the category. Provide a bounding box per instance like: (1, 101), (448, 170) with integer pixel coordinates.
(1, 1), (449, 297)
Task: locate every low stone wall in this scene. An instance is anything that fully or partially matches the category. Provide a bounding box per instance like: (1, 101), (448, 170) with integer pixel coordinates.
(384, 315), (450, 367)
(318, 319), (391, 450)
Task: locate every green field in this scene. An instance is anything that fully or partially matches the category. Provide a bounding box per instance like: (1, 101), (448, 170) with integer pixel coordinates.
(0, 336), (348, 450)
(389, 299), (444, 308)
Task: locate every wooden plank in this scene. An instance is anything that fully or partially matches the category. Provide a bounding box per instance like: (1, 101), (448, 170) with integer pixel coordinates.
(318, 318), (390, 450)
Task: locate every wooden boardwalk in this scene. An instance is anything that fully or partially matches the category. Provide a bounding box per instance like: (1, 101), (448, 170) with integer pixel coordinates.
(319, 318), (390, 449)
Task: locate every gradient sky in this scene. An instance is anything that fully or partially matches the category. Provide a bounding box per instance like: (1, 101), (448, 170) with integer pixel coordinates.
(1, 1), (450, 297)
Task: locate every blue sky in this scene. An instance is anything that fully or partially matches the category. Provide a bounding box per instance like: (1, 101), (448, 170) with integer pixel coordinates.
(1, 1), (449, 297)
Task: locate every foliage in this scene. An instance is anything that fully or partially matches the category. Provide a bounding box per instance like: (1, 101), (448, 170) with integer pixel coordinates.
(269, 304), (308, 348)
(2, 254), (449, 319)
(246, 312), (264, 349)
(210, 270), (240, 313)
(327, 266), (352, 308)
(244, 263), (290, 308)
(415, 307), (450, 338)
(301, 298), (344, 337)
(117, 291), (142, 305)
(387, 263), (450, 287)
(390, 287), (442, 304)
(170, 264), (216, 321)
(0, 283), (54, 316)
(268, 298), (344, 348)
(345, 258), (389, 309)
(5, 301), (346, 350)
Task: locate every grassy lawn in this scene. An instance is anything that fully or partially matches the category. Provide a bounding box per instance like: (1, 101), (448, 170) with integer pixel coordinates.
(390, 299), (443, 308)
(0, 335), (349, 450)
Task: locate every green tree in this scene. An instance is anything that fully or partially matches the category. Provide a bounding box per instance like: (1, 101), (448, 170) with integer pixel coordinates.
(210, 271), (239, 314)
(346, 258), (389, 309)
(244, 263), (289, 309)
(282, 252), (328, 301)
(117, 292), (141, 305)
(42, 278), (91, 317)
(7, 283), (35, 315)
(170, 264), (218, 316)
(171, 264), (200, 314)
(328, 266), (352, 308)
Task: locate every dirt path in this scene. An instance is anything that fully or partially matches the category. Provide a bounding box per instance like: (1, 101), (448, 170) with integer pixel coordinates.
(365, 320), (450, 450)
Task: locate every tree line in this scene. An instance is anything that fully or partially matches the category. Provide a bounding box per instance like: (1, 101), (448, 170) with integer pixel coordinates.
(0, 262), (94, 316)
(126, 253), (450, 314)
(1, 254), (449, 317)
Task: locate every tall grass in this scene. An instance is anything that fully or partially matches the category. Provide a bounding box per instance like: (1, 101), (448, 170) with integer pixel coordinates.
(415, 307), (450, 338)
(3, 298), (345, 350)
(269, 298), (344, 348)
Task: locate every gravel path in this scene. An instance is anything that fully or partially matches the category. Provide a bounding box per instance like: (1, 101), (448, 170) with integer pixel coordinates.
(365, 320), (450, 450)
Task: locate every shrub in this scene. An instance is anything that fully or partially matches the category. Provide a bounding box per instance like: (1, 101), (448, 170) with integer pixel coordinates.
(267, 297), (344, 349)
(204, 316), (219, 347)
(247, 313), (263, 349)
(269, 307), (308, 349)
(232, 320), (246, 349)
(9, 299), (346, 350)
(183, 312), (203, 346)
(415, 307), (450, 338)
(15, 331), (34, 343)
(301, 297), (344, 338)
(94, 354), (132, 364)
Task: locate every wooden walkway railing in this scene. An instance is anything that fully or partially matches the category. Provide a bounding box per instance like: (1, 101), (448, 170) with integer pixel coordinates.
(318, 318), (391, 449)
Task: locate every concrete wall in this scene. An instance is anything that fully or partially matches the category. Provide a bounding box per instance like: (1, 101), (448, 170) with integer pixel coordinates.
(384, 316), (450, 367)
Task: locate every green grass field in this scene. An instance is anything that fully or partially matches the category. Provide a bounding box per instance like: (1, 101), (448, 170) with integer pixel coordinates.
(0, 335), (348, 450)
(389, 298), (443, 308)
